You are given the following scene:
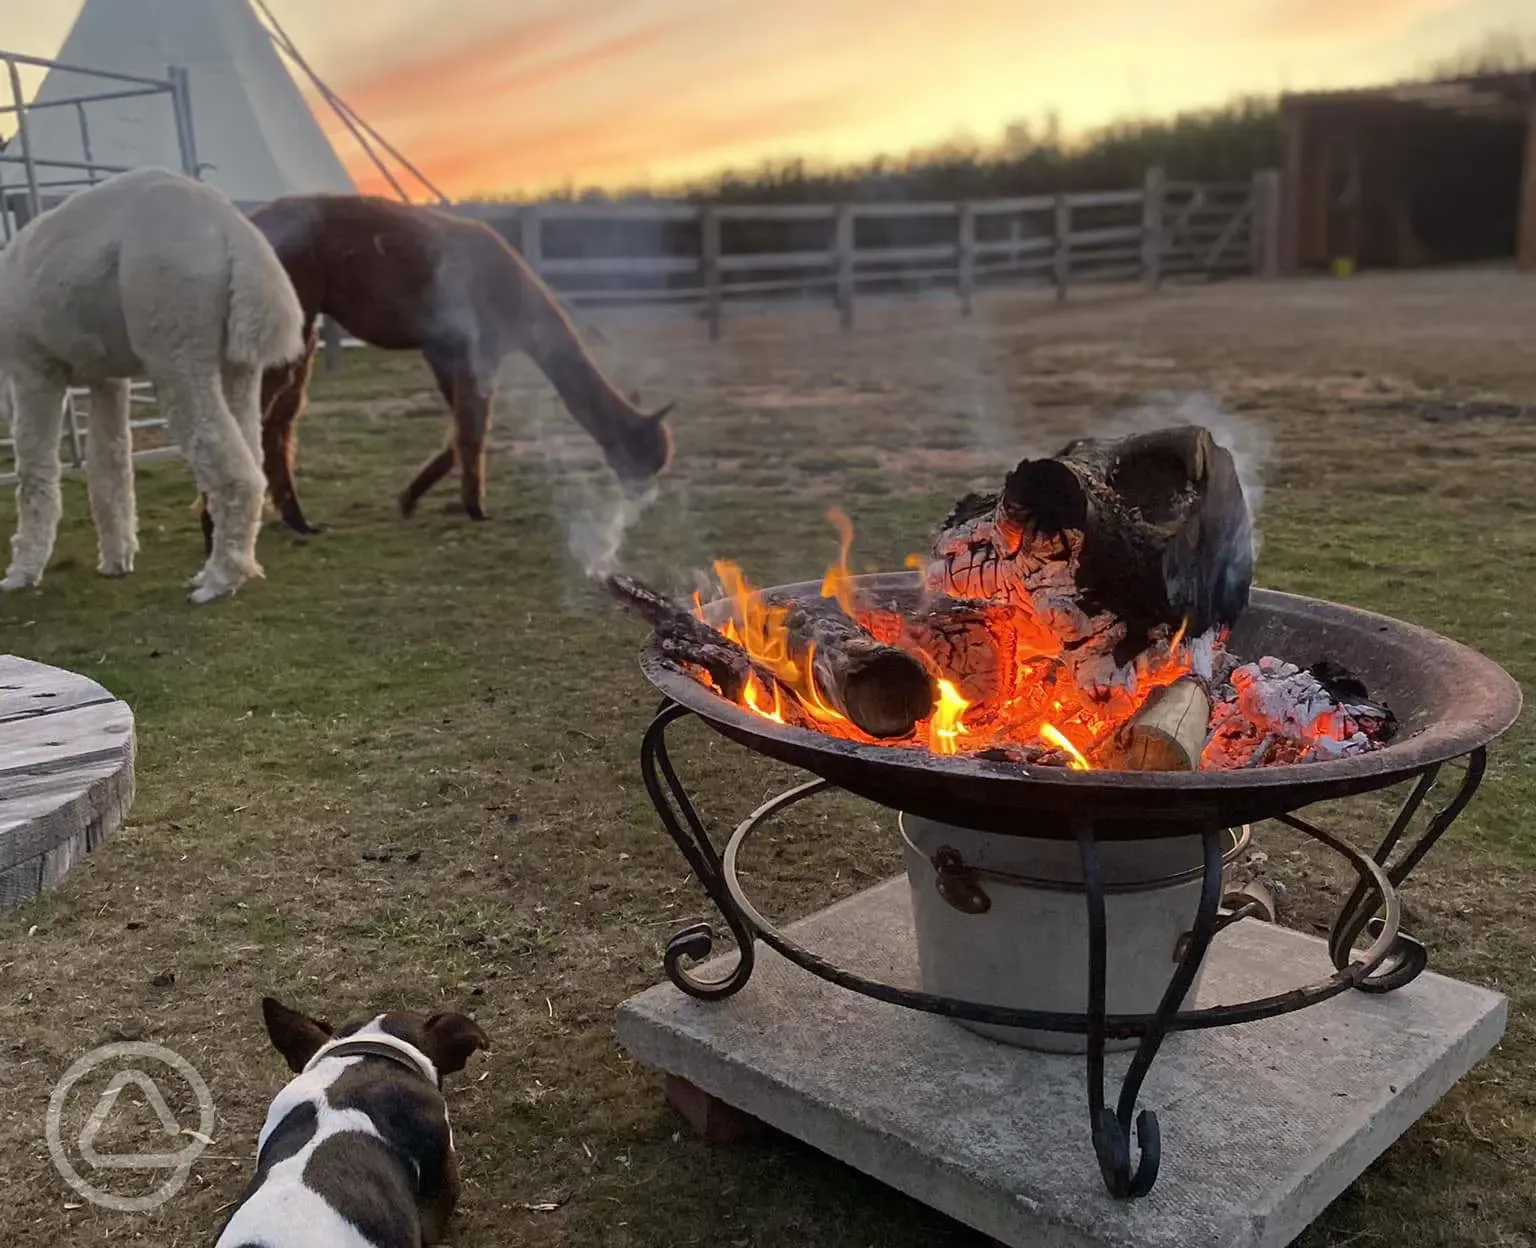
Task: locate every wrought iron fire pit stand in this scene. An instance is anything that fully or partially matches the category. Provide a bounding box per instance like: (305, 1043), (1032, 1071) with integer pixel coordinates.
(639, 698), (1488, 1200)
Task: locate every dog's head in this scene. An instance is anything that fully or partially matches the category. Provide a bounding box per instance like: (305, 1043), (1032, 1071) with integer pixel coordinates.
(261, 996), (490, 1085)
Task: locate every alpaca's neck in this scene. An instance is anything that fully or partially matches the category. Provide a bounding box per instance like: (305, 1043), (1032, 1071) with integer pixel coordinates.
(510, 278), (644, 444)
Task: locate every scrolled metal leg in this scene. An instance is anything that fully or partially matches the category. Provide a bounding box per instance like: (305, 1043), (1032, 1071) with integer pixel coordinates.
(1326, 749), (1485, 991)
(1075, 821), (1122, 1193)
(1078, 822), (1224, 1199)
(641, 700), (757, 1000)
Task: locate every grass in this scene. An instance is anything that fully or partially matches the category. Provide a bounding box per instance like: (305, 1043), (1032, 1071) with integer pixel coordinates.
(2, 272), (1535, 1247)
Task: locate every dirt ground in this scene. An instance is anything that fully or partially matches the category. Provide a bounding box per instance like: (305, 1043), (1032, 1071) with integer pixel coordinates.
(2, 268), (1535, 1247)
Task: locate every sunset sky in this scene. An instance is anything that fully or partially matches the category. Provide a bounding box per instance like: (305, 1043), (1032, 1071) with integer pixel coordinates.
(8, 0), (1536, 197)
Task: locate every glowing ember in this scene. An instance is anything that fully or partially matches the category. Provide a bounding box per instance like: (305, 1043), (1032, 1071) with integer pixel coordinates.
(686, 512), (1391, 771)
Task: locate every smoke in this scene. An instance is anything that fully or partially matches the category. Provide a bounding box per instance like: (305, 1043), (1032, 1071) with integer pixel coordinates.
(568, 480), (658, 580)
(512, 350), (666, 589)
(1099, 390), (1275, 555)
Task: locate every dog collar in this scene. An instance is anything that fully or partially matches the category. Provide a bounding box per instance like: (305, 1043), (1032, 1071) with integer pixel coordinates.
(304, 1036), (437, 1084)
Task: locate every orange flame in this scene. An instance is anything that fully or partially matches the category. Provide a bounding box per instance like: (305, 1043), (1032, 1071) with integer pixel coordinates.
(691, 513), (1214, 770)
(929, 678), (971, 755)
(1169, 615), (1188, 656)
(713, 559), (798, 684)
(820, 507), (857, 617)
(1040, 722), (1092, 770)
(742, 671), (785, 722)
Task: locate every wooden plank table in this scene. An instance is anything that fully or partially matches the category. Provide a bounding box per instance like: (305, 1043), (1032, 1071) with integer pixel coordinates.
(0, 655), (135, 910)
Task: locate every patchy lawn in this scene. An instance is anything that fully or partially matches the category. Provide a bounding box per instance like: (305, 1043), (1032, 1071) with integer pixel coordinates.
(2, 270), (1535, 1247)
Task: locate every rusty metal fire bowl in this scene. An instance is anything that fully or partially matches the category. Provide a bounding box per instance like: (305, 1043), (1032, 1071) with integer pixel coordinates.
(632, 571), (1521, 1200)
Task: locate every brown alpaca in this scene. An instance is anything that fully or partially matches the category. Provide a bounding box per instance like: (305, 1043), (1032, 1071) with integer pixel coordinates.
(200, 195), (673, 545)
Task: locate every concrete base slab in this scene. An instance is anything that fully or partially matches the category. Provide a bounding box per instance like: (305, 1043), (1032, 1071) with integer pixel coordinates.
(616, 877), (1506, 1248)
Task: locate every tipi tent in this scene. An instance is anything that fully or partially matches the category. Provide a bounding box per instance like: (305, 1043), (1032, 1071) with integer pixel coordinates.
(21, 0), (355, 204)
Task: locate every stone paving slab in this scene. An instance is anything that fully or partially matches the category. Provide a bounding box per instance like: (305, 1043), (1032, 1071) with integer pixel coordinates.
(617, 877), (1506, 1248)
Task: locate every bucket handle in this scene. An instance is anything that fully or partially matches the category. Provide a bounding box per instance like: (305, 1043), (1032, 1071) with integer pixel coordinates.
(931, 825), (1251, 915)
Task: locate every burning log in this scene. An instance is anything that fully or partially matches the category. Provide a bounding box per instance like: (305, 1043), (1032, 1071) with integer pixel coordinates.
(927, 425), (1254, 668)
(1111, 677), (1211, 771)
(602, 573), (779, 707)
(860, 597), (1035, 707)
(777, 595), (939, 739)
(605, 573), (937, 740)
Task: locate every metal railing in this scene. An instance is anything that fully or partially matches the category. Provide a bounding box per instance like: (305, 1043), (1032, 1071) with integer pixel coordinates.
(0, 49), (198, 485)
(0, 49), (197, 238)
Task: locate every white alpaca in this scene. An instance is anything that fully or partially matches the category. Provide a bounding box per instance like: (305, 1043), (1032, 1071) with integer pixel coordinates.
(0, 167), (304, 603)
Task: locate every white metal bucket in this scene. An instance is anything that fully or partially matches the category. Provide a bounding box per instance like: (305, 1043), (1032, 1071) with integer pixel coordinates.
(900, 814), (1245, 1053)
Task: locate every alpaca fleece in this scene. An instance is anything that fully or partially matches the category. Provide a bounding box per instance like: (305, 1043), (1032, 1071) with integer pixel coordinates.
(0, 167), (303, 602)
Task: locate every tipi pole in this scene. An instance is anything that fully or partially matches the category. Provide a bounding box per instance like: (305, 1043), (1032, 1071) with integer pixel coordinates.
(250, 0), (446, 205)
(167, 65), (200, 178)
(4, 57), (41, 218)
(325, 91), (448, 205)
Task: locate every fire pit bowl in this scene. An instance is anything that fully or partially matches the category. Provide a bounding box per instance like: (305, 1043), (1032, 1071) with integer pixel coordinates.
(631, 571), (1521, 1200)
(640, 572), (1521, 838)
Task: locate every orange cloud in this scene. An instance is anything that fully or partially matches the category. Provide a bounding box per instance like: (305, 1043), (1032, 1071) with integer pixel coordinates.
(343, 20), (691, 130)
(335, 1), (614, 116)
(309, 0), (1073, 195)
(349, 88), (862, 197)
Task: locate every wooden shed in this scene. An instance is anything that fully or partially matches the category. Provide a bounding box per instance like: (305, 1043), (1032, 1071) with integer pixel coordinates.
(1279, 72), (1536, 274)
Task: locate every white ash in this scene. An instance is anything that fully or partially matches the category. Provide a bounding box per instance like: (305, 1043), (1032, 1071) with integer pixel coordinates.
(1203, 658), (1385, 769)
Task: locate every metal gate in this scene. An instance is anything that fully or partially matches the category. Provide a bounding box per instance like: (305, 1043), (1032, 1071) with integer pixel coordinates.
(0, 49), (197, 487)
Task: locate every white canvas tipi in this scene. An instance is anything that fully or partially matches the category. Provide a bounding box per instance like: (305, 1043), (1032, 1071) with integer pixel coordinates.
(22, 0), (355, 203)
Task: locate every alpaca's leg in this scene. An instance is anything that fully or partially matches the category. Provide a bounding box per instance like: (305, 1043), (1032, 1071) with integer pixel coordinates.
(152, 369), (265, 603)
(400, 445), (456, 517)
(456, 388), (493, 521)
(261, 321), (321, 534)
(216, 363), (264, 574)
(2, 377), (67, 591)
(85, 379), (138, 577)
(399, 350), (468, 518)
(198, 329), (318, 555)
(222, 362), (263, 470)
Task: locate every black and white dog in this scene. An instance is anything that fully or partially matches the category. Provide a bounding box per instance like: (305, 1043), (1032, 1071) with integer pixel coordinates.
(216, 997), (490, 1248)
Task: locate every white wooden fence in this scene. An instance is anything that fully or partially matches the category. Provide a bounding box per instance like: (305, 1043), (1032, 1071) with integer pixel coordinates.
(1, 166), (1278, 485)
(447, 166), (1279, 340)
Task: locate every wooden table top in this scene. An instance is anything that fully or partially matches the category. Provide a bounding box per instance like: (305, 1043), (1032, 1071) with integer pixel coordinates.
(0, 654), (136, 911)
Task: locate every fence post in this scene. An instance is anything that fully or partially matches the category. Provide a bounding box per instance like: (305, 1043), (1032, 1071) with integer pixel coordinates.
(520, 204), (543, 271)
(1250, 168), (1282, 277)
(322, 317), (343, 373)
(1141, 166), (1165, 291)
(1053, 193), (1070, 302)
(957, 202), (976, 316)
(701, 205), (722, 341)
(834, 204), (855, 329)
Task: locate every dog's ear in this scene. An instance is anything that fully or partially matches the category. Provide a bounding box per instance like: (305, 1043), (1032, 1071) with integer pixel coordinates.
(262, 997), (334, 1073)
(420, 1012), (490, 1077)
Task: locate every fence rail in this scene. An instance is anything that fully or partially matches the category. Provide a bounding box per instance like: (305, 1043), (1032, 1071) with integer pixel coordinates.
(2, 164), (1279, 484)
(444, 165), (1278, 339)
